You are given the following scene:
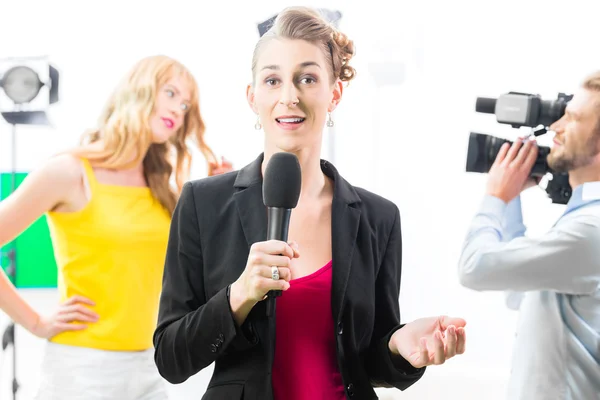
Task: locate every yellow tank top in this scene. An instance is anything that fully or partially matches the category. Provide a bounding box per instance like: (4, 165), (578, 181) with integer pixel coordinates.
(46, 158), (171, 351)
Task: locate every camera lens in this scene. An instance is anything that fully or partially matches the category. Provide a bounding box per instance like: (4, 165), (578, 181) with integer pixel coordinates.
(466, 132), (550, 177)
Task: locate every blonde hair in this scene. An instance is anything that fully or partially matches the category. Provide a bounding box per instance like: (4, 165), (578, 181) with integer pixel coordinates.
(73, 55), (217, 214)
(252, 7), (356, 85)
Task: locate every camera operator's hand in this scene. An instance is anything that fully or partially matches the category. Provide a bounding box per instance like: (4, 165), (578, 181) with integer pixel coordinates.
(486, 138), (538, 203)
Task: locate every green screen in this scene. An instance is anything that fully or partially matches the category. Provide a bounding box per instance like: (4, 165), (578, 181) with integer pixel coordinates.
(0, 172), (58, 288)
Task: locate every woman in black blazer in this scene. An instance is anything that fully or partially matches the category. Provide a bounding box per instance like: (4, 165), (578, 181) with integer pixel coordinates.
(153, 6), (467, 400)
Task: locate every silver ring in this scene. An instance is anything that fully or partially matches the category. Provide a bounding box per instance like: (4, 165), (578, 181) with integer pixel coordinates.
(271, 266), (280, 280)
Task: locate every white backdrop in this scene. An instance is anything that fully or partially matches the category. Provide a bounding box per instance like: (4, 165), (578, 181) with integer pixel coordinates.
(1, 0), (599, 398)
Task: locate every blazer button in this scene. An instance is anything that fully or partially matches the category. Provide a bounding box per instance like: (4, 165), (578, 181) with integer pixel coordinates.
(210, 344), (217, 353)
(337, 322), (343, 335)
(346, 383), (354, 397)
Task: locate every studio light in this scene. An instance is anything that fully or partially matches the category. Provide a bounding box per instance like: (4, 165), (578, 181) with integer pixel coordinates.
(3, 66), (43, 104)
(0, 56), (60, 400)
(0, 56), (60, 125)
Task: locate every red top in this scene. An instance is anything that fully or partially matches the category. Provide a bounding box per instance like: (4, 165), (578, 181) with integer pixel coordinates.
(272, 260), (346, 400)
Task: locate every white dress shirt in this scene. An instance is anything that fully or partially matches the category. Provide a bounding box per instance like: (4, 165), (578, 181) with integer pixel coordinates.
(458, 181), (600, 400)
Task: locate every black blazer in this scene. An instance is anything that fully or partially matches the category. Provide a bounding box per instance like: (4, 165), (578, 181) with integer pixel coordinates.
(153, 153), (425, 400)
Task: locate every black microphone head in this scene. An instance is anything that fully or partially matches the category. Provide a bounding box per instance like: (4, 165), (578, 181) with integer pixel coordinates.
(475, 97), (496, 114)
(263, 152), (302, 209)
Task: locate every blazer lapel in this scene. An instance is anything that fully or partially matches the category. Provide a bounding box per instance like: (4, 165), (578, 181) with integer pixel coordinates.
(232, 154), (276, 379)
(322, 161), (362, 323)
(233, 154), (267, 250)
(331, 199), (361, 323)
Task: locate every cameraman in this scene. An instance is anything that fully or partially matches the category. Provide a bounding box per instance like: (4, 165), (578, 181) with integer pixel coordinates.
(457, 72), (600, 400)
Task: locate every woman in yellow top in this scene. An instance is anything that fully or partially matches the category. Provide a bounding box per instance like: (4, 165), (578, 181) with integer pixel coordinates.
(0, 55), (232, 399)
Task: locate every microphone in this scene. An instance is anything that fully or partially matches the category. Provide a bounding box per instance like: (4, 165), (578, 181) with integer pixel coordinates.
(262, 152), (301, 316)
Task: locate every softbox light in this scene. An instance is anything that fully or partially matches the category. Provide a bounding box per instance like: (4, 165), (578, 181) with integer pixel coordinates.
(0, 56), (60, 125)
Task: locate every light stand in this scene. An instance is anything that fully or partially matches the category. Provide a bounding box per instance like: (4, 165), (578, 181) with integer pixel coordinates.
(1, 123), (18, 399)
(0, 56), (59, 400)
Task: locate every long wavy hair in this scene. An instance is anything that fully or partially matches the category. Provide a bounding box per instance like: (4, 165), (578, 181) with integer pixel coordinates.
(73, 55), (217, 214)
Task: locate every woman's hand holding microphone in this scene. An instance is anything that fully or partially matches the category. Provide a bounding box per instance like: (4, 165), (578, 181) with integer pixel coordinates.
(229, 240), (300, 326)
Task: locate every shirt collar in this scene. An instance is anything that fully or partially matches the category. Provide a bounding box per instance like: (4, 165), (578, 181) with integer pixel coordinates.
(582, 181), (600, 201)
(564, 181), (600, 214)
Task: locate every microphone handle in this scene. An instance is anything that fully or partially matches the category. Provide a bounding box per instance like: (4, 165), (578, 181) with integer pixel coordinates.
(266, 207), (291, 299)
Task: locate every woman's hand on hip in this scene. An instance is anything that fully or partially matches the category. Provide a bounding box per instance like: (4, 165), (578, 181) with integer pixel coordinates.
(32, 295), (99, 339)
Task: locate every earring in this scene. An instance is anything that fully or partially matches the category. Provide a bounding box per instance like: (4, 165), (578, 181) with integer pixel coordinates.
(254, 116), (262, 130)
(326, 112), (334, 128)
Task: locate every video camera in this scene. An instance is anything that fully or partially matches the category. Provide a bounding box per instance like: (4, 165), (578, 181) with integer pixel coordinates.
(466, 92), (574, 204)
